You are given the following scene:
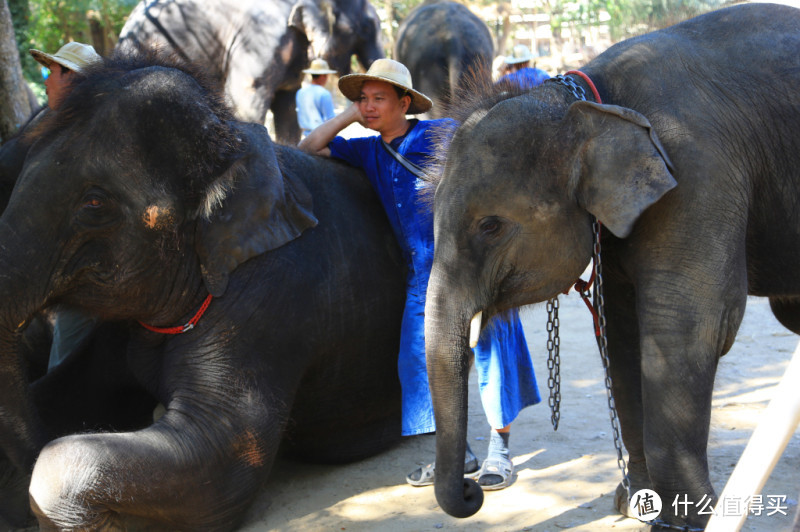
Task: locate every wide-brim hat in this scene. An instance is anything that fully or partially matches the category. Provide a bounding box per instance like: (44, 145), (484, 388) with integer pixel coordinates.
(30, 42), (101, 74)
(505, 44), (534, 65)
(303, 58), (337, 75)
(339, 58), (433, 115)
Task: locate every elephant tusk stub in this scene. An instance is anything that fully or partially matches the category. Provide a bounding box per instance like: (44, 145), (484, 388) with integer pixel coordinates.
(469, 311), (482, 348)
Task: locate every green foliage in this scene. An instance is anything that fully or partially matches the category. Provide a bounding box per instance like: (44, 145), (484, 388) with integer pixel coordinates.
(9, 0), (138, 93)
(549, 0), (724, 40)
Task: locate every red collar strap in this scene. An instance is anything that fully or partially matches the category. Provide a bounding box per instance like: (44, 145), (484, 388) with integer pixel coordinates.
(139, 293), (213, 334)
(564, 70), (603, 104)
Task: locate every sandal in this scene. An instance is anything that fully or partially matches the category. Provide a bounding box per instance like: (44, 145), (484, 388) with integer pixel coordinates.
(477, 456), (514, 491)
(406, 456), (480, 487)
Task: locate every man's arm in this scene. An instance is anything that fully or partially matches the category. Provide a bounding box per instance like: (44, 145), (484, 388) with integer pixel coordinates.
(298, 102), (364, 157)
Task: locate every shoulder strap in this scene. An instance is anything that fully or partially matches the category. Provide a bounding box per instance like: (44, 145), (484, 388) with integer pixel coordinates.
(380, 138), (426, 178)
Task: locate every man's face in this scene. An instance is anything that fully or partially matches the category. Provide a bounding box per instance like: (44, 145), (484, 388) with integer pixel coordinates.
(45, 63), (75, 110)
(356, 80), (410, 132)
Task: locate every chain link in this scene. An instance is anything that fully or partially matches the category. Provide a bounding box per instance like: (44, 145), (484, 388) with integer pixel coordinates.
(548, 74), (587, 102)
(591, 218), (631, 499)
(546, 297), (561, 430)
(548, 76), (687, 530)
(646, 518), (706, 531)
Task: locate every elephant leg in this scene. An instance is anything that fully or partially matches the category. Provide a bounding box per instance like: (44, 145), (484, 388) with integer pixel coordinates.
(600, 272), (652, 516)
(637, 275), (746, 529)
(603, 290), (649, 498)
(769, 296), (800, 334)
(28, 385), (284, 530)
(272, 89), (301, 145)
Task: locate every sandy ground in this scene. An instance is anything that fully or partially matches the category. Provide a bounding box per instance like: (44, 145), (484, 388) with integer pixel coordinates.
(238, 289), (800, 532)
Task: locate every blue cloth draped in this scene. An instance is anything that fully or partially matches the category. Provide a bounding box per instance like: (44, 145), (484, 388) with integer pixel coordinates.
(329, 119), (540, 436)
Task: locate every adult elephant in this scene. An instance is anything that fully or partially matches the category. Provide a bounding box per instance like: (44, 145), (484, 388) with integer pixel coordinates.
(425, 3), (800, 529)
(0, 51), (405, 529)
(394, 0), (493, 118)
(117, 0), (384, 144)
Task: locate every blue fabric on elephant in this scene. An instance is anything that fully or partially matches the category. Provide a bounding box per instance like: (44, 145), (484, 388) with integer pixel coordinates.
(329, 119), (540, 436)
(499, 67), (550, 90)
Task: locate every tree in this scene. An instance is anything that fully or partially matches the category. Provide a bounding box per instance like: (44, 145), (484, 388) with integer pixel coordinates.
(0, 0), (37, 143)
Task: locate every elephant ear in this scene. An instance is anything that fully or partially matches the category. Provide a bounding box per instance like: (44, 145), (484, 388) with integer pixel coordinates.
(564, 100), (677, 238)
(196, 123), (318, 297)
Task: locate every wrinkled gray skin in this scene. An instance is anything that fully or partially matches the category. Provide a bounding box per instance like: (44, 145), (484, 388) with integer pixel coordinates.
(426, 4), (800, 529)
(0, 53), (405, 529)
(118, 0), (384, 144)
(394, 0), (493, 118)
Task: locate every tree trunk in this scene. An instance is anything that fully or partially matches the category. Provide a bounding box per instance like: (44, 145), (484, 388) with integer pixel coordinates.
(0, 0), (36, 144)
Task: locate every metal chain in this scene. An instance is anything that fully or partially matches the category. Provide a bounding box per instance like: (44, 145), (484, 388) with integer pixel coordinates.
(647, 518), (706, 532)
(546, 297), (561, 430)
(590, 218), (631, 499)
(548, 74), (587, 102)
(548, 76), (694, 532)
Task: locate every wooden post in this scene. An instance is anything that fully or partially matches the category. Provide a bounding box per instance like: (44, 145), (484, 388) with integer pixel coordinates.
(705, 341), (800, 531)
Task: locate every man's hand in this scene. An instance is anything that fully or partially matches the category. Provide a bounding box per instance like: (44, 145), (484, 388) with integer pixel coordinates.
(298, 102), (364, 157)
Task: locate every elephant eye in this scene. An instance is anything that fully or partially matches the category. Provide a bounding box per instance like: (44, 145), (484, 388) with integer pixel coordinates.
(479, 217), (502, 235)
(75, 188), (118, 228)
(84, 197), (103, 209)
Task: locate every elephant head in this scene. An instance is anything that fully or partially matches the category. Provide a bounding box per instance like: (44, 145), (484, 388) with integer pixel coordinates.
(425, 88), (676, 517)
(289, 0), (383, 75)
(0, 53), (316, 473)
(117, 0), (384, 144)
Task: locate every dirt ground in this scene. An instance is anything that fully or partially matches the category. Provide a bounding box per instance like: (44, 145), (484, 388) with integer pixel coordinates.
(238, 288), (800, 532)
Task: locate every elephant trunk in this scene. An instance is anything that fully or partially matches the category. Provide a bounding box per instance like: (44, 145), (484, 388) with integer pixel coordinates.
(0, 220), (53, 470)
(424, 264), (484, 518)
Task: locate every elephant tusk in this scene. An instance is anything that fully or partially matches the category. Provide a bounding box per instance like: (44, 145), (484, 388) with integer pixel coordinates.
(469, 311), (482, 348)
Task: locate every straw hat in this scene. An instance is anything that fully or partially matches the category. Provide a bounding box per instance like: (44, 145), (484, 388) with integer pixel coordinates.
(504, 44), (534, 65)
(303, 58), (338, 75)
(338, 58), (433, 115)
(30, 42), (101, 74)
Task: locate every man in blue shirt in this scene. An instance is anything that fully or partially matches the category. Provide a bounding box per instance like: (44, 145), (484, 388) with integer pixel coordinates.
(295, 58), (338, 138)
(299, 59), (539, 490)
(497, 44), (550, 90)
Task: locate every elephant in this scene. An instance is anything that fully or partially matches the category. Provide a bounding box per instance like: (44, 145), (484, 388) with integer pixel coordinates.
(394, 0), (494, 118)
(0, 51), (406, 529)
(424, 3), (800, 529)
(117, 0), (384, 144)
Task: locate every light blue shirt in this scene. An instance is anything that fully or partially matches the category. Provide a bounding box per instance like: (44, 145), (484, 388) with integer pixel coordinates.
(296, 84), (335, 136)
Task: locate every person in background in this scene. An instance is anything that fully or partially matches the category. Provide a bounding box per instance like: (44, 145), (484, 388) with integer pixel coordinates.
(30, 42), (103, 371)
(299, 58), (540, 490)
(492, 54), (508, 82)
(497, 44), (549, 90)
(296, 58), (338, 139)
(31, 42), (101, 111)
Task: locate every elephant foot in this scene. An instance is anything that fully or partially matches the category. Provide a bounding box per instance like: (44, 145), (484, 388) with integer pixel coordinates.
(613, 462), (652, 519)
(614, 481), (635, 518)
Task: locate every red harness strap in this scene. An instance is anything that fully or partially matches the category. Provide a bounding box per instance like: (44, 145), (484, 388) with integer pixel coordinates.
(139, 293), (213, 334)
(564, 223), (602, 337)
(565, 70), (603, 104)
